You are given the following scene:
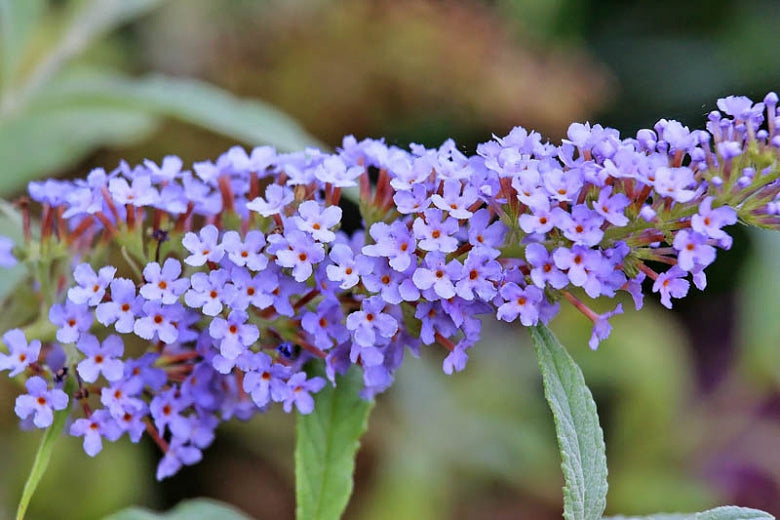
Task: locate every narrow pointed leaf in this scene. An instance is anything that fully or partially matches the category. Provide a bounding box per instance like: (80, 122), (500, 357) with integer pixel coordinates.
(530, 324), (607, 520)
(603, 513), (696, 520)
(0, 106), (157, 195)
(604, 506), (774, 520)
(695, 506), (775, 520)
(16, 375), (76, 520)
(37, 70), (325, 152)
(0, 0), (46, 87)
(295, 367), (374, 520)
(3, 0), (166, 110)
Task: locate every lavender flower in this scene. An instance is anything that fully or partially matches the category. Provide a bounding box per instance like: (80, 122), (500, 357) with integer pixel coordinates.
(96, 278), (144, 333)
(0, 329), (41, 376)
(76, 334), (125, 383)
(68, 264), (117, 306)
(15, 376), (69, 428)
(182, 225), (225, 266)
(0, 236), (17, 267)
(140, 259), (190, 304)
(70, 409), (122, 456)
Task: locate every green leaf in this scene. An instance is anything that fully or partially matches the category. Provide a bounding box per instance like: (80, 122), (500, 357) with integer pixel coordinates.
(737, 229), (780, 387)
(603, 506), (775, 520)
(0, 0), (46, 88)
(295, 366), (374, 520)
(530, 324), (607, 520)
(603, 513), (696, 520)
(0, 105), (158, 195)
(103, 498), (253, 520)
(694, 506), (775, 520)
(16, 374), (76, 520)
(2, 0), (166, 113)
(37, 69), (325, 152)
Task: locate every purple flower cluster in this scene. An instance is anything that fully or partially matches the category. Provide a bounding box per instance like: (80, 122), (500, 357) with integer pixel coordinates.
(1, 93), (778, 479)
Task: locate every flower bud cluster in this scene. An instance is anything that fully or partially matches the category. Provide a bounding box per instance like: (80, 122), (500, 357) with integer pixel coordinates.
(0, 93), (778, 479)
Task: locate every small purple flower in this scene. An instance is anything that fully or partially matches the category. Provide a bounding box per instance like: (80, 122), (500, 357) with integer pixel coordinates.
(221, 230), (268, 271)
(268, 265), (306, 317)
(15, 376), (69, 428)
(362, 221), (417, 272)
(115, 406), (147, 443)
(0, 236), (17, 267)
(209, 310), (259, 360)
(652, 266), (690, 309)
(394, 183), (431, 214)
(134, 301), (183, 344)
(70, 409), (122, 456)
(150, 388), (191, 436)
(49, 300), (93, 344)
(588, 303), (623, 350)
(442, 343), (469, 375)
(455, 250), (502, 301)
(519, 199), (559, 235)
(468, 208), (507, 253)
(271, 229), (325, 282)
(301, 300), (349, 350)
(282, 372), (326, 414)
(717, 95), (760, 120)
(242, 353), (291, 408)
(415, 301), (457, 345)
(156, 439), (202, 480)
(76, 334), (125, 383)
(108, 174), (159, 206)
(223, 266), (277, 311)
(246, 184), (294, 217)
(512, 169), (547, 209)
(525, 243), (568, 289)
(543, 168), (583, 202)
(326, 244), (372, 290)
(140, 259), (190, 304)
(716, 141), (743, 160)
(182, 225), (225, 266)
(96, 277), (144, 333)
(100, 381), (146, 419)
(291, 200), (342, 243)
(361, 259), (419, 305)
(144, 155), (183, 182)
(691, 197), (737, 240)
(68, 263), (117, 306)
(430, 179), (479, 219)
(184, 269), (231, 317)
(496, 283), (543, 326)
(593, 186), (630, 227)
(673, 230), (716, 271)
(0, 329), (41, 376)
(553, 245), (599, 288)
(653, 166), (696, 203)
(412, 252), (462, 300)
(556, 204), (605, 247)
(413, 209), (459, 253)
(658, 120), (695, 152)
(346, 296), (398, 348)
(313, 155), (363, 188)
(624, 272), (646, 310)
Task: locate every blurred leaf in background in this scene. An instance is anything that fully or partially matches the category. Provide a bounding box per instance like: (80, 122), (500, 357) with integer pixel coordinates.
(0, 0), (321, 197)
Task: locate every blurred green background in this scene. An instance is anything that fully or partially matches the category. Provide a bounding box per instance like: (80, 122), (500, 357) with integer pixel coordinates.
(1, 0), (779, 518)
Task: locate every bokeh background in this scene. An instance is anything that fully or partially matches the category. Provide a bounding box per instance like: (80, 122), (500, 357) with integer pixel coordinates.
(1, 0), (779, 518)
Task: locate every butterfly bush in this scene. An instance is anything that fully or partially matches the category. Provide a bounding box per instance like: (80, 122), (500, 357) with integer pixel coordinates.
(0, 93), (779, 480)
